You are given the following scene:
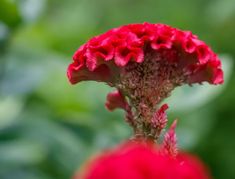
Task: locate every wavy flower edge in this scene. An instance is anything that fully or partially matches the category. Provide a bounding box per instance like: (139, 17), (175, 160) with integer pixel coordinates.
(67, 22), (223, 86)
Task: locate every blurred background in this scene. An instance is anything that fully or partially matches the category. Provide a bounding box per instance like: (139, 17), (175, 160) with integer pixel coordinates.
(0, 0), (235, 178)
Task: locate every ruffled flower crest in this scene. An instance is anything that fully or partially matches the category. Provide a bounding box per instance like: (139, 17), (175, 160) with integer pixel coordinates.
(67, 22), (223, 140)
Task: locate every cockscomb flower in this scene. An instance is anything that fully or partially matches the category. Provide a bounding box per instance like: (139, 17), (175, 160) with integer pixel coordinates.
(67, 22), (223, 139)
(74, 142), (211, 179)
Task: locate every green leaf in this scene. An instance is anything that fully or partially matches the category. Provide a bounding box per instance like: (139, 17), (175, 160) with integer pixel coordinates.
(0, 0), (21, 28)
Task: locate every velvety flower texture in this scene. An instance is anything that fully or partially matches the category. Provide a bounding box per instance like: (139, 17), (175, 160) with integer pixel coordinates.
(67, 23), (224, 140)
(74, 142), (211, 179)
(67, 23), (223, 126)
(68, 22), (223, 86)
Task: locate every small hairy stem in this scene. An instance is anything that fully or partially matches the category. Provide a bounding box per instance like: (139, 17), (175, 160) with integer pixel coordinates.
(116, 51), (185, 140)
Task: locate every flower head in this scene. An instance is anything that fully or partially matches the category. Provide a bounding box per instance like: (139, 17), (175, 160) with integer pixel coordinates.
(74, 142), (211, 179)
(67, 23), (223, 139)
(68, 23), (223, 86)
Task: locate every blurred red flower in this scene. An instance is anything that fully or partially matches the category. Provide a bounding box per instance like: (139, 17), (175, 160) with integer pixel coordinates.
(74, 142), (211, 179)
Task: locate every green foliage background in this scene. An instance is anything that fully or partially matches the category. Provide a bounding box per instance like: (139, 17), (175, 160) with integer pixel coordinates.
(0, 0), (235, 178)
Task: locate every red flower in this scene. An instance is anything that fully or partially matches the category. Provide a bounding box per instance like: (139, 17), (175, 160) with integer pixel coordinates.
(74, 142), (211, 179)
(105, 90), (128, 111)
(67, 23), (224, 139)
(68, 23), (223, 86)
